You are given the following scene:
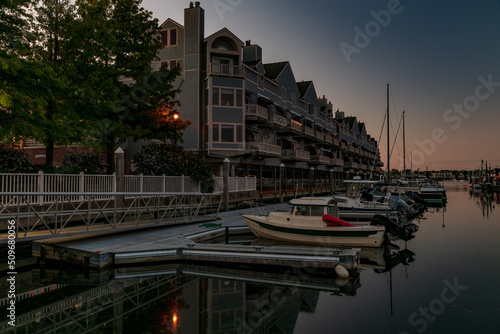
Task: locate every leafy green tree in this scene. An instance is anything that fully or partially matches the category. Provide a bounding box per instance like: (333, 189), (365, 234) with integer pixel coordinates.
(0, 147), (34, 172)
(70, 0), (181, 173)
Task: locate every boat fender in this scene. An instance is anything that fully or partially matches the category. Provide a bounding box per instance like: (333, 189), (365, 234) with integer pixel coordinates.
(335, 265), (349, 278)
(322, 214), (355, 227)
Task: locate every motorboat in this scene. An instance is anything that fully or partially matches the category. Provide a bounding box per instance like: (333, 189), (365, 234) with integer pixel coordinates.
(242, 197), (394, 248)
(386, 180), (445, 203)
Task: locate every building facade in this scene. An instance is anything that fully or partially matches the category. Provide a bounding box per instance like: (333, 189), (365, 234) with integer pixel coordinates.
(135, 2), (384, 188)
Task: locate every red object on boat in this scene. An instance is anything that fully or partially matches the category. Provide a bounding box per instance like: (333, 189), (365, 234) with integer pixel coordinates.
(322, 214), (355, 227)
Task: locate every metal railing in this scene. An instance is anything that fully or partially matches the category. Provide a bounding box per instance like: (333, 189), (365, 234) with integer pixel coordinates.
(213, 177), (257, 193)
(246, 142), (281, 156)
(0, 192), (222, 238)
(246, 104), (269, 120)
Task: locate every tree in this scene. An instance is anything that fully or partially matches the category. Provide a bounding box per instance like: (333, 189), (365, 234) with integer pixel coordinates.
(31, 0), (82, 165)
(70, 0), (181, 173)
(148, 101), (191, 144)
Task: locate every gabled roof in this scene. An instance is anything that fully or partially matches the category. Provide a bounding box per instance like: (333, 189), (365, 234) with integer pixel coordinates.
(159, 18), (183, 29)
(204, 27), (244, 45)
(358, 122), (365, 132)
(263, 61), (288, 80)
(345, 116), (357, 129)
(296, 81), (312, 98)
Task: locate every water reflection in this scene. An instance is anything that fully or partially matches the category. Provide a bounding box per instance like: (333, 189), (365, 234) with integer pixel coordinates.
(468, 188), (499, 218)
(1, 241), (418, 334)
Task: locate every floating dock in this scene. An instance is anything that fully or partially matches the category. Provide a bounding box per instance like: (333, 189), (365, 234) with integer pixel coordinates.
(31, 204), (360, 271)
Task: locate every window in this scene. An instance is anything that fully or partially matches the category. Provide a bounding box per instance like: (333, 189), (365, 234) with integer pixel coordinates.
(291, 93), (296, 106)
(281, 87), (287, 101)
(212, 124), (219, 142)
(236, 125), (243, 142)
(212, 88), (219, 105)
(212, 87), (243, 107)
(161, 28), (177, 47)
(308, 104), (313, 116)
(213, 57), (233, 75)
(221, 125), (234, 142)
(236, 90), (242, 107)
(169, 60), (177, 69)
(221, 89), (234, 106)
(212, 124), (244, 143)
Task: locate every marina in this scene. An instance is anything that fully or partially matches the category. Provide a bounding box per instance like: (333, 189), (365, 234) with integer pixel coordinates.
(1, 184), (499, 333)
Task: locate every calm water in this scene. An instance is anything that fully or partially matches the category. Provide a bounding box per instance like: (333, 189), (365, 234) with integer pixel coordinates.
(2, 185), (500, 333)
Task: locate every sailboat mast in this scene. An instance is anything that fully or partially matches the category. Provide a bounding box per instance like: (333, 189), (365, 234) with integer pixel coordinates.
(387, 83), (390, 183)
(403, 110), (406, 178)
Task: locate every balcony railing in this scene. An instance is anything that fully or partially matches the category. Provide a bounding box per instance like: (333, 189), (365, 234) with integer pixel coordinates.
(246, 142), (281, 157)
(324, 135), (333, 144)
(304, 126), (314, 137)
(310, 155), (330, 164)
(282, 149), (310, 161)
(290, 120), (302, 132)
(344, 161), (359, 169)
(246, 104), (269, 120)
(208, 63), (243, 77)
(315, 131), (324, 141)
(333, 137), (340, 146)
(272, 114), (288, 127)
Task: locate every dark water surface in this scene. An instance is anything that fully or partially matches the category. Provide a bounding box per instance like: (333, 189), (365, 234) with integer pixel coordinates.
(2, 185), (500, 333)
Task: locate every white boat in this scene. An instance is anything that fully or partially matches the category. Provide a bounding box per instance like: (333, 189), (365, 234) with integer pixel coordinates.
(242, 197), (387, 248)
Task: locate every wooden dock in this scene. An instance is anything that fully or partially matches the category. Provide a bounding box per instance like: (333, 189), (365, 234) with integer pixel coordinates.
(31, 204), (360, 272)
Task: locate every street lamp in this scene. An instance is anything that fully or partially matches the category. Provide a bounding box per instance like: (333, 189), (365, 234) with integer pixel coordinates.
(173, 110), (179, 145)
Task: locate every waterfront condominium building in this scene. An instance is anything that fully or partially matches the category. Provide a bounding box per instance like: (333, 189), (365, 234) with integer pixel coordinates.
(128, 2), (384, 184)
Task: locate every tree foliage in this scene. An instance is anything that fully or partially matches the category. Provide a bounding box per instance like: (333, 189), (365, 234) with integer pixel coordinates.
(0, 147), (34, 172)
(133, 144), (214, 189)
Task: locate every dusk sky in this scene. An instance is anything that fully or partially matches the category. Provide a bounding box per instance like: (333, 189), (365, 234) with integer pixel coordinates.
(142, 0), (500, 171)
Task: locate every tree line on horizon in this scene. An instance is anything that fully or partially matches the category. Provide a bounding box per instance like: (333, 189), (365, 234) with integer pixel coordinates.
(0, 0), (188, 173)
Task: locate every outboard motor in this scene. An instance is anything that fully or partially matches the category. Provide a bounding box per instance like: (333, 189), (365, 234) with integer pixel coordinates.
(406, 191), (425, 205)
(370, 214), (403, 236)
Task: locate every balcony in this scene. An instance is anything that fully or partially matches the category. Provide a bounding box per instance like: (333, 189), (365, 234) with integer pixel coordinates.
(344, 161), (359, 169)
(334, 158), (344, 167)
(310, 155), (330, 164)
(282, 149), (310, 161)
(290, 120), (302, 133)
(324, 134), (333, 144)
(246, 142), (281, 157)
(245, 104), (269, 122)
(272, 114), (288, 128)
(360, 163), (368, 170)
(304, 126), (315, 137)
(344, 145), (354, 154)
(208, 63), (243, 77)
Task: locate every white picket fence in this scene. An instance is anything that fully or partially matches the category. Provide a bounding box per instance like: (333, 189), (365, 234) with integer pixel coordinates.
(0, 172), (256, 205)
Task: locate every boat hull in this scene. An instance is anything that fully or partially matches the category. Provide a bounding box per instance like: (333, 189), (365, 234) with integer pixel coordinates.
(242, 215), (385, 248)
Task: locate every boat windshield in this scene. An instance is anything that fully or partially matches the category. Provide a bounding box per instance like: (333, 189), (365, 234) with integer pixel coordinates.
(294, 205), (326, 216)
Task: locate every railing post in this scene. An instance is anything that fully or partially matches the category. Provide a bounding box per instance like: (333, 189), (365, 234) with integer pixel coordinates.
(162, 174), (166, 193)
(181, 175), (185, 193)
(80, 171), (85, 202)
(38, 170), (44, 204)
(223, 158), (230, 211)
(139, 174), (144, 193)
(279, 163), (284, 203)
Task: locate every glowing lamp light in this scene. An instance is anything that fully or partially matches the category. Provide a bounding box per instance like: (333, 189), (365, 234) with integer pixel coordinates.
(172, 313), (178, 326)
(173, 110), (179, 120)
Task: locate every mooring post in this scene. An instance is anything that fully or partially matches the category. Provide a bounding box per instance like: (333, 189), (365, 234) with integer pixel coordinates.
(223, 158), (230, 211)
(114, 147), (125, 224)
(279, 163), (284, 203)
(330, 169), (334, 195)
(310, 167), (315, 196)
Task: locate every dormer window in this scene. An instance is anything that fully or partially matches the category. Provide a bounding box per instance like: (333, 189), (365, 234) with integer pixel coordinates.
(161, 28), (177, 47)
(212, 38), (235, 51)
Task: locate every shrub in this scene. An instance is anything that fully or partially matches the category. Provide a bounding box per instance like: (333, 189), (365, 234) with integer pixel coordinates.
(60, 151), (107, 174)
(0, 148), (34, 172)
(133, 144), (214, 189)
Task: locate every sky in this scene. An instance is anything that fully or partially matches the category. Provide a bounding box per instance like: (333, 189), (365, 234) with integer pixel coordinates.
(141, 0), (500, 171)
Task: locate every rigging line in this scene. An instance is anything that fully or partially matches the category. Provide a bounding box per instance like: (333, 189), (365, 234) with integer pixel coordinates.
(389, 88), (402, 161)
(385, 113), (403, 175)
(370, 106), (388, 179)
